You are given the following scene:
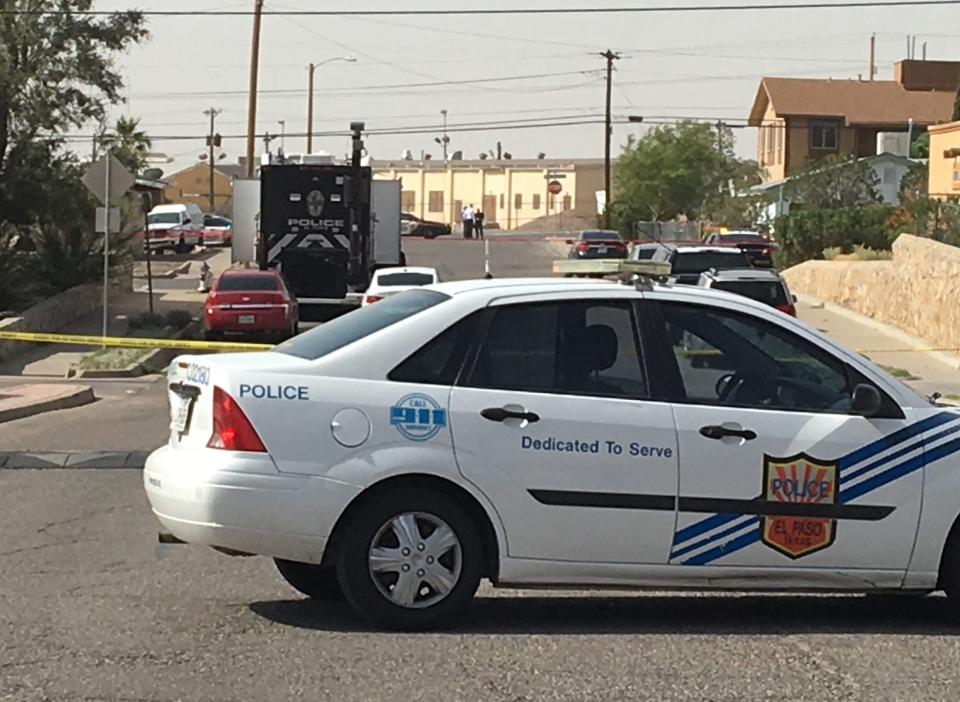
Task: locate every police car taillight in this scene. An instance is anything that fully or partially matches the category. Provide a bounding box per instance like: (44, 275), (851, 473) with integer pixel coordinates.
(208, 386), (266, 452)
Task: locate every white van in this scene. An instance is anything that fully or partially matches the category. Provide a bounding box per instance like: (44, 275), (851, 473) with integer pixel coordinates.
(147, 203), (205, 253)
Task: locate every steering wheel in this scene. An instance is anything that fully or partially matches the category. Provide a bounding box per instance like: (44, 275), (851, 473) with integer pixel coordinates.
(719, 372), (839, 408)
(715, 373), (736, 399)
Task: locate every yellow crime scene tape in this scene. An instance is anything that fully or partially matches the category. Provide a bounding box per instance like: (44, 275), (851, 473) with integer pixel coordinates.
(0, 330), (273, 352)
(0, 331), (956, 358)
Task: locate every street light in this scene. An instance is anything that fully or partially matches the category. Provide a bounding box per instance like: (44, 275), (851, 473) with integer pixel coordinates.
(435, 109), (450, 162)
(307, 56), (357, 153)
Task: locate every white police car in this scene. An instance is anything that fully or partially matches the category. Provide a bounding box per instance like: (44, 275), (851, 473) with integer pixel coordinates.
(145, 277), (960, 629)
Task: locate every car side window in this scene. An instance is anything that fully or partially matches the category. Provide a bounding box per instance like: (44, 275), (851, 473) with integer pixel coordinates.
(659, 302), (860, 414)
(388, 312), (481, 386)
(464, 300), (648, 399)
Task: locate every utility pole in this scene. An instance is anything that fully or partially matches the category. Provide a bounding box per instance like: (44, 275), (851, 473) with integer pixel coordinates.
(307, 63), (316, 154)
(601, 49), (619, 229)
(204, 107), (222, 213)
(278, 120), (286, 156)
(245, 0), (265, 178)
(869, 34), (876, 81)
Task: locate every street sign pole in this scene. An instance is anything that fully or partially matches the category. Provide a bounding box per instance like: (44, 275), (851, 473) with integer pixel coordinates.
(102, 150), (111, 344)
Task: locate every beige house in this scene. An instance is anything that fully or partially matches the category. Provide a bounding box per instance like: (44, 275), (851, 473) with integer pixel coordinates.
(163, 163), (245, 216)
(749, 60), (956, 183)
(928, 121), (960, 198)
(371, 158), (605, 230)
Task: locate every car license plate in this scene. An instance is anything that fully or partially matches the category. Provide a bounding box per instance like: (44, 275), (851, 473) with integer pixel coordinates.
(598, 246), (608, 254)
(171, 395), (192, 434)
(239, 315), (255, 324)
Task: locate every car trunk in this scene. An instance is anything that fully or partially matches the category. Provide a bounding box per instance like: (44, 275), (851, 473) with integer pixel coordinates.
(166, 352), (306, 450)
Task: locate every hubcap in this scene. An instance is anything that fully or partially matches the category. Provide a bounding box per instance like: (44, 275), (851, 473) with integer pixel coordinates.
(368, 512), (462, 609)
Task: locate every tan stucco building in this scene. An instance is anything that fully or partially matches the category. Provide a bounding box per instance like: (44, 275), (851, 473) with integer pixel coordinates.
(371, 158), (606, 230)
(163, 162), (245, 216)
(749, 60), (956, 183)
(928, 121), (960, 198)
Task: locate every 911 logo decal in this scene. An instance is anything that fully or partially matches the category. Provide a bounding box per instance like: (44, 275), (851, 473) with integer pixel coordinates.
(390, 394), (447, 442)
(761, 454), (838, 559)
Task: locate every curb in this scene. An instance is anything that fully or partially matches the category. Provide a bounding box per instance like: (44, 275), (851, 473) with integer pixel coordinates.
(0, 451), (150, 470)
(796, 293), (960, 370)
(0, 385), (95, 424)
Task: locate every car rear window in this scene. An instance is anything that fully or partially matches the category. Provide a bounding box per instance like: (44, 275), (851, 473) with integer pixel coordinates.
(713, 280), (789, 306)
(581, 231), (622, 241)
(148, 213), (181, 225)
(673, 252), (750, 274)
(377, 272), (435, 286)
(723, 233), (766, 243)
(275, 289), (451, 360)
(217, 275), (279, 291)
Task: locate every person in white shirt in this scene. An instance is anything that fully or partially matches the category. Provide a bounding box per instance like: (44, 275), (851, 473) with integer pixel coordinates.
(462, 204), (475, 239)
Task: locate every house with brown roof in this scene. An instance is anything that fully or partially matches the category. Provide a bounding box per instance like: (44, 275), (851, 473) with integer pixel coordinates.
(749, 59), (957, 183)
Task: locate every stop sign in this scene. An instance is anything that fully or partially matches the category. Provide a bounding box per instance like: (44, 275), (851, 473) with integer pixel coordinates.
(548, 180), (563, 195)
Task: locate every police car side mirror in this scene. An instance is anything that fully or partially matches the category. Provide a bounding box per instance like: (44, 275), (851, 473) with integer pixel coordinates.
(852, 383), (882, 417)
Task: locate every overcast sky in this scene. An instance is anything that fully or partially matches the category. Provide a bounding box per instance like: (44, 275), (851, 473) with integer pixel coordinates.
(94, 0), (960, 175)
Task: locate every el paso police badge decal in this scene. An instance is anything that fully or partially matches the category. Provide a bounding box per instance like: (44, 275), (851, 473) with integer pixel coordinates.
(761, 454), (838, 559)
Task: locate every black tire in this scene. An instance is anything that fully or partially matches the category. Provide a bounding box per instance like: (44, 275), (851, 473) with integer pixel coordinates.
(204, 329), (221, 342)
(336, 488), (483, 631)
(175, 237), (187, 254)
(274, 559), (344, 601)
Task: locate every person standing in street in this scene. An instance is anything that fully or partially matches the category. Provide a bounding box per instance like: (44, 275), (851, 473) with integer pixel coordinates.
(475, 209), (485, 240)
(462, 203), (475, 240)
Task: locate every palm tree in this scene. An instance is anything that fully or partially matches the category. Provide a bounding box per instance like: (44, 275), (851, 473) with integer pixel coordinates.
(99, 117), (152, 173)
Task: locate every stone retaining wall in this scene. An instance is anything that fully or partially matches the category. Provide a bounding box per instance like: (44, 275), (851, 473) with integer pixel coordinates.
(0, 284), (102, 363)
(783, 234), (960, 352)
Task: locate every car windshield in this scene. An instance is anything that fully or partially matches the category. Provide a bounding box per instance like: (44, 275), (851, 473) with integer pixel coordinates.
(217, 275), (279, 291)
(276, 289), (450, 360)
(206, 217), (230, 227)
(581, 231), (621, 241)
(377, 272), (435, 286)
(713, 280), (789, 306)
(673, 251), (751, 274)
(148, 212), (181, 225)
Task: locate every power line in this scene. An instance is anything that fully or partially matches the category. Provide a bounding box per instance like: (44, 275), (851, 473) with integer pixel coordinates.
(3, 1), (958, 15)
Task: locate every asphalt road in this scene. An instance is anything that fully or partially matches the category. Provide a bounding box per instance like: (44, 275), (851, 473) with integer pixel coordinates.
(3, 468), (960, 701)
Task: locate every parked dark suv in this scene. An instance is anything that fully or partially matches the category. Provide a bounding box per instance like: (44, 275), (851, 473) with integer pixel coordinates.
(401, 213), (451, 238)
(643, 244), (752, 285)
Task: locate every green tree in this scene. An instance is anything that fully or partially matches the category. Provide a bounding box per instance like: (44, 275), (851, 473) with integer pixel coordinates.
(613, 122), (759, 235)
(613, 122), (727, 227)
(99, 116), (152, 173)
(0, 2), (147, 302)
(0, 1), (147, 228)
(784, 154), (880, 210)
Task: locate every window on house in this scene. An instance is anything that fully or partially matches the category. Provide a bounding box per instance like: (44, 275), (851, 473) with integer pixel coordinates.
(766, 126), (775, 163)
(533, 194), (541, 210)
(428, 191), (444, 213)
(563, 195), (572, 211)
(883, 167), (897, 185)
(401, 191), (416, 212)
(514, 193), (523, 210)
(499, 193), (505, 209)
(758, 127), (766, 165)
(775, 125), (783, 165)
(811, 121), (839, 150)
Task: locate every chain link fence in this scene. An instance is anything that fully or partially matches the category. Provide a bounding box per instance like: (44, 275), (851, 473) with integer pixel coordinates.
(631, 220), (702, 243)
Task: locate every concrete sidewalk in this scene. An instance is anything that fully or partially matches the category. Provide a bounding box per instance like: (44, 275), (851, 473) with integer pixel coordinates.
(797, 294), (960, 399)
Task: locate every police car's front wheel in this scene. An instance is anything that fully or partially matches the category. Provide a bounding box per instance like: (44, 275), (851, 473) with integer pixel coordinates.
(337, 489), (482, 630)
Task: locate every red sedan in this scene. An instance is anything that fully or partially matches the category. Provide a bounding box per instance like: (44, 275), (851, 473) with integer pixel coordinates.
(204, 270), (299, 341)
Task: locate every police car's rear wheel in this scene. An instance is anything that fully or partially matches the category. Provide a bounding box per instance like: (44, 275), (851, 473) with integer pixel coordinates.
(274, 559), (343, 601)
(337, 489), (481, 630)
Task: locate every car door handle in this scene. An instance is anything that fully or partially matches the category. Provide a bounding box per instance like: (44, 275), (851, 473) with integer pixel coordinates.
(481, 407), (541, 423)
(699, 425), (757, 441)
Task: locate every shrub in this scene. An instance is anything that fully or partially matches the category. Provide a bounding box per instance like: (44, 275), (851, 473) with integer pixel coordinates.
(129, 312), (166, 330)
(165, 309), (193, 329)
(774, 205), (895, 268)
